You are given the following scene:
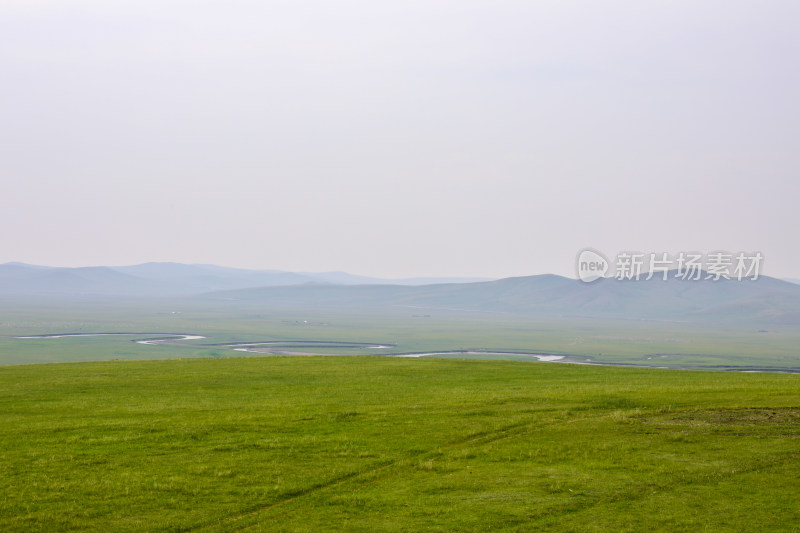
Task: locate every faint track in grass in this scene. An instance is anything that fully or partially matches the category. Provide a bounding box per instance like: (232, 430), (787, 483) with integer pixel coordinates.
(187, 414), (598, 532)
(198, 411), (800, 532)
(495, 448), (800, 531)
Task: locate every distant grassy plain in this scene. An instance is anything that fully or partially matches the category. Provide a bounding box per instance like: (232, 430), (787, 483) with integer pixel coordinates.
(1, 298), (798, 370)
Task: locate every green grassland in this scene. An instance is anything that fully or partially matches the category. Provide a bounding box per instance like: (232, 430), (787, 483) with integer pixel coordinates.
(1, 356), (799, 531)
(1, 300), (799, 530)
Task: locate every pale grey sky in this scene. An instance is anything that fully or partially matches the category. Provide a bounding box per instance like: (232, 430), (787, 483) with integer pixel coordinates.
(1, 1), (798, 278)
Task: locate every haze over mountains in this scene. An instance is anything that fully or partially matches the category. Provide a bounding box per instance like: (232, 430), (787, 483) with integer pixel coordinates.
(2, 262), (799, 325)
(208, 273), (800, 325)
(0, 262), (490, 297)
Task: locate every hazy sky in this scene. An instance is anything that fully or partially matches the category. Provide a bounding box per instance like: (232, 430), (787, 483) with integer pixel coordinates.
(2, 1), (798, 278)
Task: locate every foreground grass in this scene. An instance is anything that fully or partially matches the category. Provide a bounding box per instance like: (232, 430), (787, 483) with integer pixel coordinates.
(0, 356), (798, 531)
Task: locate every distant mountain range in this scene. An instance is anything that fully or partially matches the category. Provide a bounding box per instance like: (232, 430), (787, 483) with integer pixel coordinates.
(0, 262), (491, 297)
(205, 272), (800, 325)
(2, 262), (799, 325)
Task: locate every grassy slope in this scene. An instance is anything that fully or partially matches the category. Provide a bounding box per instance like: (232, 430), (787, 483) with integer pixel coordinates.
(1, 356), (798, 531)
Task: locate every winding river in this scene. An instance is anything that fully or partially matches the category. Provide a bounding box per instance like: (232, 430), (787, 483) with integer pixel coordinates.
(14, 333), (566, 361)
(13, 333), (798, 372)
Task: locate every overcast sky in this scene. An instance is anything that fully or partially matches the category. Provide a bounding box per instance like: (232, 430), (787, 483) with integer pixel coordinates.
(1, 1), (798, 278)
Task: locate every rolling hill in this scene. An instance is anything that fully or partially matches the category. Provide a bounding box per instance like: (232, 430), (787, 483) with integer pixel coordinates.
(0, 262), (490, 298)
(2, 262), (799, 324)
(204, 272), (800, 325)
